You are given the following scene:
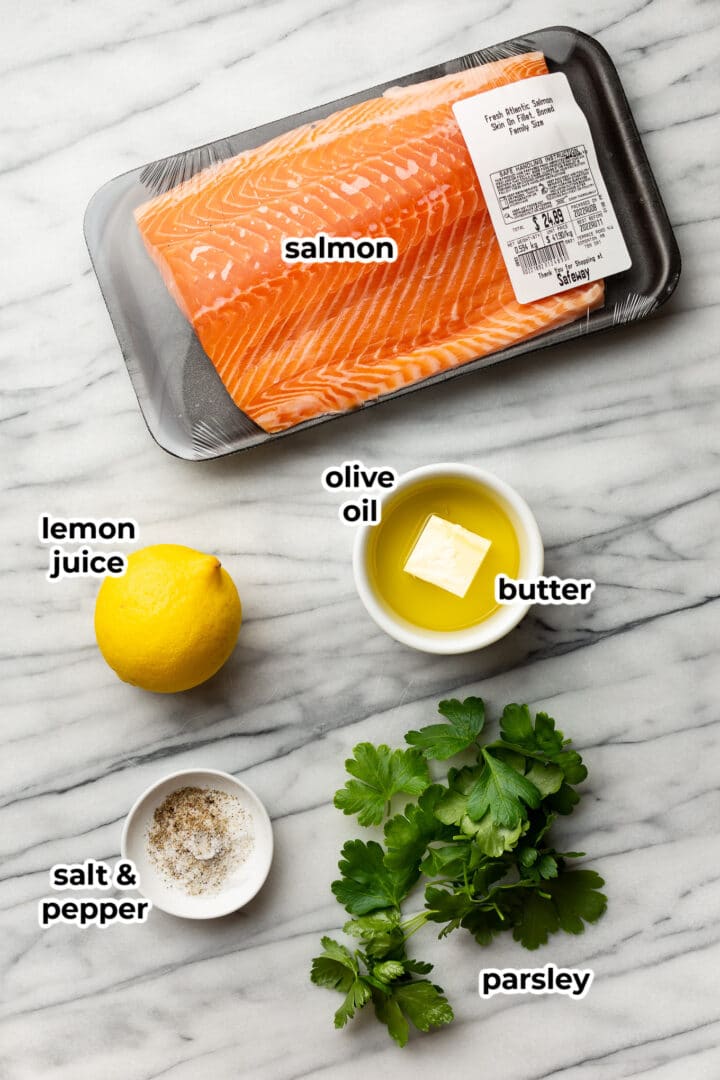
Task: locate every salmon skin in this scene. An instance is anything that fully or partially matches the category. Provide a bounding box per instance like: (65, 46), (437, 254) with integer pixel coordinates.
(135, 53), (604, 433)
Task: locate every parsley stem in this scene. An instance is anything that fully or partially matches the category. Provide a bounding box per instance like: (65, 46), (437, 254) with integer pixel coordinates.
(400, 911), (430, 939)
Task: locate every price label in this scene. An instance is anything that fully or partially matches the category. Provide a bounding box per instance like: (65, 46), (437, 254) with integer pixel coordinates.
(453, 73), (631, 304)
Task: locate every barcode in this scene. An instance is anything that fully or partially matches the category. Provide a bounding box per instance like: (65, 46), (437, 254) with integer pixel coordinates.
(516, 242), (569, 274)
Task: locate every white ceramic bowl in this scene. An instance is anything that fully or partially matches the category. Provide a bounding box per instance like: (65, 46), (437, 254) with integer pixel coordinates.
(353, 463), (543, 655)
(121, 768), (273, 919)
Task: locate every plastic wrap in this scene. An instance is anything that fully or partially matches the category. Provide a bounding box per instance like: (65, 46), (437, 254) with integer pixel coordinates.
(85, 26), (680, 459)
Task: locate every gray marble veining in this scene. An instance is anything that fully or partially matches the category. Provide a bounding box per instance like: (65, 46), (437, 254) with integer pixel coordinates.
(1, 0), (720, 1077)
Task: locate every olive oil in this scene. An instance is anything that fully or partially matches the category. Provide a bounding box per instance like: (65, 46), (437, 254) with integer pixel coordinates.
(368, 478), (520, 631)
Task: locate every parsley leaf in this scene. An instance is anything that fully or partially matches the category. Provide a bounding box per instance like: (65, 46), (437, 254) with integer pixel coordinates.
(403, 958), (433, 975)
(537, 854), (559, 879)
(511, 869), (607, 949)
(535, 711), (569, 755)
(549, 868), (607, 932)
(424, 886), (475, 936)
(552, 750), (588, 786)
(517, 847), (559, 882)
(332, 840), (416, 915)
(393, 981), (454, 1033)
(421, 842), (476, 879)
(456, 904), (509, 946)
(310, 937), (374, 1028)
(310, 936), (358, 992)
(372, 990), (409, 1046)
(434, 765), (480, 825)
(384, 786), (454, 875)
(406, 697), (485, 760)
(334, 978), (373, 1028)
(546, 782), (581, 814)
(434, 763), (531, 855)
(498, 705), (588, 786)
(344, 910), (404, 958)
(466, 749), (542, 827)
(500, 703), (548, 747)
(334, 743), (430, 826)
(524, 760), (564, 797)
(373, 960), (405, 982)
(373, 981), (454, 1047)
(460, 812), (526, 857)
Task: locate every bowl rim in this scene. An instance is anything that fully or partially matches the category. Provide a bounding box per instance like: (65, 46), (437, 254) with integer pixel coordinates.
(352, 463), (544, 654)
(120, 767), (274, 919)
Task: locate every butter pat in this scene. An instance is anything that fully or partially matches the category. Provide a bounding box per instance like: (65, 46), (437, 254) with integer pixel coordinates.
(404, 515), (491, 598)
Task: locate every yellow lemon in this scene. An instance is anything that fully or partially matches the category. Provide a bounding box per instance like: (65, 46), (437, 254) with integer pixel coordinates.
(94, 544), (242, 693)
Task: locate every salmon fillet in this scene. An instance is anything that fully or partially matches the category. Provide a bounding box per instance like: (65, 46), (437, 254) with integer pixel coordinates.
(135, 53), (604, 433)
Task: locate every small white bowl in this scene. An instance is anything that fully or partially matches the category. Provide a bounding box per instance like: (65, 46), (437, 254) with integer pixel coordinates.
(121, 768), (273, 919)
(353, 463), (543, 655)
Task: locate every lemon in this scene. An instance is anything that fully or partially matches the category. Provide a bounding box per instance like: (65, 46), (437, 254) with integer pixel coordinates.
(94, 544), (242, 693)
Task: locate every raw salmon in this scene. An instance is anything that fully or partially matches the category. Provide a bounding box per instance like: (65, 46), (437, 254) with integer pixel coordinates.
(135, 53), (604, 433)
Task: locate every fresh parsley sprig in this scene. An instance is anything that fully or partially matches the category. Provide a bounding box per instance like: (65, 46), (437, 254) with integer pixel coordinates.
(311, 927), (453, 1047)
(311, 697), (606, 1046)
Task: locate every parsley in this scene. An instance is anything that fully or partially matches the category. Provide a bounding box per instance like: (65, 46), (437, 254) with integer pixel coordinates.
(332, 839), (416, 915)
(509, 868), (607, 949)
(310, 937), (371, 1029)
(384, 786), (454, 875)
(425, 861), (606, 950)
(461, 812), (527, 858)
(374, 980), (454, 1047)
(343, 911), (411, 960)
(334, 743), (430, 826)
(310, 930), (453, 1046)
(405, 697), (485, 759)
(466, 749), (542, 826)
(311, 698), (606, 1046)
(496, 704), (588, 787)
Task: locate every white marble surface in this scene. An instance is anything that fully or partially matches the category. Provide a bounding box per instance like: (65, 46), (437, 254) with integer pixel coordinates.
(2, 0), (720, 1077)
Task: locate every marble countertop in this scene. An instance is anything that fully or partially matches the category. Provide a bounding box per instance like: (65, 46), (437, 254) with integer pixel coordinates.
(2, 1), (719, 1077)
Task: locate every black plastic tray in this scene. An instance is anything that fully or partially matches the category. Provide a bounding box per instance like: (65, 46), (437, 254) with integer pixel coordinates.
(84, 26), (680, 460)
